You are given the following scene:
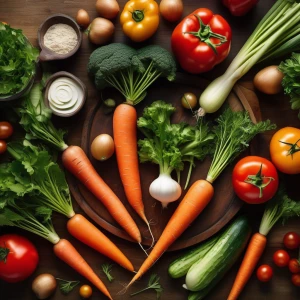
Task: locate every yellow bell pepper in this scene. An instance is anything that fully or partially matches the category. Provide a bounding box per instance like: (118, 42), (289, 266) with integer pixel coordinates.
(120, 0), (160, 42)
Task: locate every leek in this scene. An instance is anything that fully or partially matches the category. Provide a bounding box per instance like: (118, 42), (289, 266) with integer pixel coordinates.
(199, 0), (300, 114)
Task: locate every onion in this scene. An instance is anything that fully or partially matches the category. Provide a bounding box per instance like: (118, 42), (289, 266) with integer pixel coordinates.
(253, 65), (284, 95)
(76, 9), (90, 28)
(160, 0), (183, 22)
(32, 274), (57, 299)
(181, 92), (197, 109)
(88, 18), (114, 45)
(91, 134), (115, 161)
(95, 0), (120, 19)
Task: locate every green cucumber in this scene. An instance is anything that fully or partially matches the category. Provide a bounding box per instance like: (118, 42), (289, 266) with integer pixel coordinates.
(168, 234), (219, 278)
(185, 215), (251, 292)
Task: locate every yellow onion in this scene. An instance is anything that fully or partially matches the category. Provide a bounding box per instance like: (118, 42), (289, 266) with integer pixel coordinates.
(95, 0), (120, 19)
(91, 134), (115, 161)
(88, 18), (114, 45)
(76, 9), (90, 28)
(160, 0), (183, 22)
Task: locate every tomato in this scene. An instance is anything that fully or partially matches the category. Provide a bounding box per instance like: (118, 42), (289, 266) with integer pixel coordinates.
(171, 8), (231, 74)
(181, 93), (197, 109)
(292, 274), (300, 287)
(0, 234), (39, 282)
(273, 249), (290, 267)
(79, 285), (93, 298)
(0, 121), (13, 139)
(256, 264), (273, 282)
(270, 127), (300, 174)
(232, 156), (279, 204)
(289, 259), (300, 274)
(283, 232), (300, 250)
(0, 140), (7, 154)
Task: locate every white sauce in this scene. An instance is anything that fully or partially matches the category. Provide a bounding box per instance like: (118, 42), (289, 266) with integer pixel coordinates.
(48, 77), (84, 116)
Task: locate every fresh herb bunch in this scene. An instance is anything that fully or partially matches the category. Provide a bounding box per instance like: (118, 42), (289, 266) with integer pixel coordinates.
(0, 23), (39, 96)
(101, 263), (114, 282)
(130, 274), (163, 299)
(206, 108), (276, 183)
(279, 52), (300, 119)
(56, 278), (80, 295)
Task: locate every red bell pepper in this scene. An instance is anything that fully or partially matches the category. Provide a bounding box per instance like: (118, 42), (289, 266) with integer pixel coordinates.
(171, 8), (231, 74)
(223, 0), (259, 16)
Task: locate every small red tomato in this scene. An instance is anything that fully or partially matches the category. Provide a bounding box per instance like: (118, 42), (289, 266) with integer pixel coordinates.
(0, 234), (39, 282)
(289, 259), (300, 274)
(232, 156), (279, 204)
(256, 264), (273, 282)
(0, 140), (7, 154)
(273, 249), (290, 267)
(283, 232), (300, 250)
(292, 273), (300, 287)
(0, 121), (13, 139)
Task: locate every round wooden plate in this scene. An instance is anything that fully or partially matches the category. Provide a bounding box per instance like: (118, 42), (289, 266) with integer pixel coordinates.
(67, 73), (261, 251)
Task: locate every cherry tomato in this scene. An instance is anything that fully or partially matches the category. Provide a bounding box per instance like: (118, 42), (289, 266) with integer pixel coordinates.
(0, 234), (39, 282)
(181, 93), (197, 109)
(256, 264), (273, 282)
(292, 273), (300, 287)
(0, 121), (13, 139)
(283, 232), (300, 250)
(273, 249), (290, 267)
(79, 285), (93, 298)
(289, 258), (300, 274)
(0, 140), (7, 154)
(232, 156), (279, 204)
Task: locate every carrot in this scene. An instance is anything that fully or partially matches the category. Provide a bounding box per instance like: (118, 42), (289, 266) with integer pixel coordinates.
(113, 104), (153, 242)
(127, 180), (214, 287)
(53, 239), (112, 300)
(67, 214), (134, 272)
(227, 233), (267, 300)
(62, 145), (141, 243)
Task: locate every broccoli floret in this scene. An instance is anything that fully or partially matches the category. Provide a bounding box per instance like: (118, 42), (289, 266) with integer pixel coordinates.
(88, 43), (177, 105)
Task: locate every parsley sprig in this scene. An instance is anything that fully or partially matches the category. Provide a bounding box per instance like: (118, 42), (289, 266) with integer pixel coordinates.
(130, 274), (163, 299)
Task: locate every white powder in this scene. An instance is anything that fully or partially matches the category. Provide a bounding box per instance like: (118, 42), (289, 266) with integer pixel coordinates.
(44, 23), (78, 54)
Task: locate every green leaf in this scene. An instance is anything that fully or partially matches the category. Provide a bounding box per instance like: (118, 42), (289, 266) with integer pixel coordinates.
(101, 263), (114, 282)
(56, 278), (80, 295)
(130, 274), (163, 299)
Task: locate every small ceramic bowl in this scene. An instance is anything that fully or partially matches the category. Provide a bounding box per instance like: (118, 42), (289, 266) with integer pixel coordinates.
(38, 14), (82, 62)
(44, 71), (87, 117)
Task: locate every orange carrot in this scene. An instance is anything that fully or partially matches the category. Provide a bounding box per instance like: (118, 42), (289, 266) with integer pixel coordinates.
(53, 239), (112, 300)
(113, 104), (151, 228)
(67, 214), (134, 272)
(227, 233), (267, 300)
(62, 145), (141, 243)
(127, 180), (214, 286)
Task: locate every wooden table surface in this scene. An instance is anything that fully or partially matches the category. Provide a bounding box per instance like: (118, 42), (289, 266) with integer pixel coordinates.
(1, 0), (300, 299)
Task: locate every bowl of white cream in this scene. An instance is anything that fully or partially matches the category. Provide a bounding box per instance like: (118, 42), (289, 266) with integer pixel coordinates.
(44, 71), (87, 117)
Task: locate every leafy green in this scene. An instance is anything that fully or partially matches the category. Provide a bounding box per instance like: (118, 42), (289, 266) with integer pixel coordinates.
(101, 263), (114, 282)
(206, 108), (276, 183)
(17, 82), (68, 151)
(0, 245), (10, 263)
(259, 187), (300, 236)
(130, 274), (163, 299)
(0, 23), (39, 96)
(88, 43), (176, 105)
(56, 278), (80, 295)
(138, 101), (213, 188)
(278, 52), (300, 119)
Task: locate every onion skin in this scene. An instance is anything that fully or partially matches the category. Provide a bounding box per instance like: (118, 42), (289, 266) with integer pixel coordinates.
(95, 0), (120, 19)
(160, 0), (183, 22)
(76, 9), (90, 28)
(32, 274), (57, 299)
(88, 18), (115, 45)
(253, 65), (284, 95)
(91, 134), (115, 161)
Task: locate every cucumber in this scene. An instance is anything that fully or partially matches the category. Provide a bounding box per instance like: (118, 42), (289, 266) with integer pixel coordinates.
(185, 215), (251, 292)
(168, 234), (219, 278)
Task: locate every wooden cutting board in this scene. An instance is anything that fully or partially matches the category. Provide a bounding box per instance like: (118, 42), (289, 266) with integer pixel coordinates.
(66, 73), (261, 251)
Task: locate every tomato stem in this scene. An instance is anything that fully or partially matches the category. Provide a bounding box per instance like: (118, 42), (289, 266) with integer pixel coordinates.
(0, 244), (10, 263)
(244, 164), (275, 198)
(183, 14), (227, 55)
(279, 138), (300, 158)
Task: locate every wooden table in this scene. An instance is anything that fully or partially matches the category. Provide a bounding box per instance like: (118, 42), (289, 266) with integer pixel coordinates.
(0, 0), (300, 299)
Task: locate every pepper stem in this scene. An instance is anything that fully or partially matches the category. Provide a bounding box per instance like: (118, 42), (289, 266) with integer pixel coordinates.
(244, 164), (274, 198)
(280, 139), (300, 158)
(184, 14), (227, 55)
(132, 10), (144, 22)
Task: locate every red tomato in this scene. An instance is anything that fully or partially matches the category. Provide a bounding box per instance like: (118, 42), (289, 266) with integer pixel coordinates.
(289, 259), (300, 274)
(0, 234), (39, 282)
(0, 140), (7, 154)
(292, 274), (300, 287)
(283, 232), (300, 250)
(232, 156), (279, 204)
(273, 250), (290, 267)
(0, 122), (13, 139)
(256, 264), (273, 282)
(171, 8), (232, 74)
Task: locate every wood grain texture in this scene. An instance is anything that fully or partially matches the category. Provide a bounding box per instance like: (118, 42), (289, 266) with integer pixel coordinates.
(0, 1), (300, 300)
